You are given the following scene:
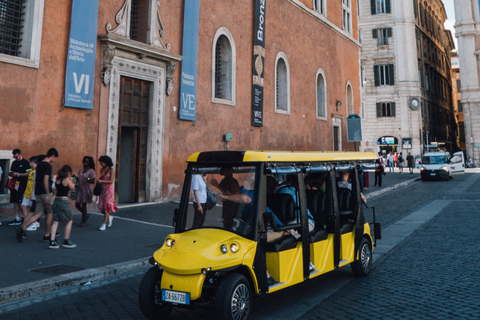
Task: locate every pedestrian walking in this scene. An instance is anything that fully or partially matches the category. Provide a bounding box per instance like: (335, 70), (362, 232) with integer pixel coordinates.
(49, 165), (77, 249)
(406, 152), (415, 174)
(75, 156), (95, 227)
(8, 149), (31, 226)
(21, 156), (39, 231)
(398, 152), (404, 174)
(393, 152), (398, 167)
(17, 148), (58, 242)
(97, 155), (117, 231)
(374, 158), (385, 187)
(191, 173), (208, 228)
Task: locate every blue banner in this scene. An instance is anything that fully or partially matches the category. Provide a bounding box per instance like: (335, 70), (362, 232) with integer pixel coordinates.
(179, 0), (201, 121)
(64, 0), (99, 109)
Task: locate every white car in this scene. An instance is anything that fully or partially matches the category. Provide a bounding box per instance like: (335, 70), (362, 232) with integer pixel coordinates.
(420, 151), (465, 181)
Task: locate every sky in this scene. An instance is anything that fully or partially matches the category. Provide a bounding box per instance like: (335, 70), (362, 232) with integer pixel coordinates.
(442, 0), (457, 49)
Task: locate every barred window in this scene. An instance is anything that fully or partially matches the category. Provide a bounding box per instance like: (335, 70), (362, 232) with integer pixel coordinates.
(0, 0), (25, 57)
(212, 28), (235, 105)
(275, 55), (290, 113)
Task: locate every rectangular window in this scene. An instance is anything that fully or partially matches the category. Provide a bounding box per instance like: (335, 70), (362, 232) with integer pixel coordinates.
(371, 0), (390, 14)
(457, 100), (463, 112)
(0, 0), (25, 56)
(372, 28), (392, 45)
(374, 64), (395, 86)
(342, 0), (351, 33)
(376, 102), (396, 117)
(456, 79), (461, 90)
(313, 0), (325, 14)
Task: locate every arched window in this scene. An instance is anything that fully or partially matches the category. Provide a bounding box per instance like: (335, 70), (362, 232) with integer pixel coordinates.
(275, 53), (290, 114)
(346, 83), (354, 115)
(212, 28), (235, 105)
(316, 70), (327, 119)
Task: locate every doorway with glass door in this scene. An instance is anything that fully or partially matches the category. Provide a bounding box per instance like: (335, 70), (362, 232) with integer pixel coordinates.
(116, 77), (150, 203)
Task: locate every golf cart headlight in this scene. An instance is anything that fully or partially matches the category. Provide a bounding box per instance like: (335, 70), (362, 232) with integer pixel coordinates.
(230, 243), (239, 253)
(166, 238), (175, 247)
(220, 244), (228, 254)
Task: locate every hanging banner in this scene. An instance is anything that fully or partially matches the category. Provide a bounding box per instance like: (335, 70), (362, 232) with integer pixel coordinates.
(179, 0), (201, 121)
(252, 0), (266, 127)
(64, 0), (99, 109)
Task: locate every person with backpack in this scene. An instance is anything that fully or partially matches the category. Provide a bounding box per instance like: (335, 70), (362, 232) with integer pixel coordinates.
(398, 152), (404, 174)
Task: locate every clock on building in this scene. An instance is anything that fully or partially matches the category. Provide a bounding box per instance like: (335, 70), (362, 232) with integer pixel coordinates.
(409, 96), (420, 110)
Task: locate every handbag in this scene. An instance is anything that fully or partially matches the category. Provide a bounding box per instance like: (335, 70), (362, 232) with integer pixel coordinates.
(205, 185), (217, 210)
(93, 168), (110, 196)
(93, 182), (102, 196)
(5, 178), (16, 191)
(70, 184), (78, 201)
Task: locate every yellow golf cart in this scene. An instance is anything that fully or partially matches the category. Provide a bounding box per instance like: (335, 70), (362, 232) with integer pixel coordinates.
(139, 151), (381, 320)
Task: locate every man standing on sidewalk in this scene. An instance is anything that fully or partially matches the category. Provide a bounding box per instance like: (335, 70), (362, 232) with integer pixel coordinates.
(387, 151), (394, 172)
(406, 152), (415, 174)
(17, 148), (58, 242)
(398, 152), (404, 174)
(8, 149), (31, 226)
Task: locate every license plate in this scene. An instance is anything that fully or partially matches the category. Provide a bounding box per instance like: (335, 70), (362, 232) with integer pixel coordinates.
(162, 290), (190, 305)
(430, 173), (436, 176)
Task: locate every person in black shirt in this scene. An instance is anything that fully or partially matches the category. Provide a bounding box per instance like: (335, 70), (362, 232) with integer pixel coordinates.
(17, 148), (58, 243)
(8, 149), (31, 226)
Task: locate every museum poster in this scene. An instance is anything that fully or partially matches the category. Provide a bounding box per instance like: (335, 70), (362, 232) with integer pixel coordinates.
(64, 0), (99, 109)
(252, 0), (266, 127)
(179, 0), (201, 121)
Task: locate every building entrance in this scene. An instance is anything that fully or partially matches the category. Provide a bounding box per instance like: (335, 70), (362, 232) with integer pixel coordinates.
(116, 77), (150, 203)
(377, 136), (398, 155)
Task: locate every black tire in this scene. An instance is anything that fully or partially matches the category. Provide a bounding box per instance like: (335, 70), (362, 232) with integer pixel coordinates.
(139, 267), (173, 319)
(351, 238), (372, 277)
(215, 273), (251, 320)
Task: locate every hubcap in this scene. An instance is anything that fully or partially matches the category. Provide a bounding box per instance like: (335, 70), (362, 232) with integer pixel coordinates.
(361, 244), (371, 270)
(231, 283), (250, 320)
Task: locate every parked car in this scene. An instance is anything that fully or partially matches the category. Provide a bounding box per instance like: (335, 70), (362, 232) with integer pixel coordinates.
(420, 151), (465, 181)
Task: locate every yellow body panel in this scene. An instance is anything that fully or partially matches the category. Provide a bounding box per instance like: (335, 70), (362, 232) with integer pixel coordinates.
(161, 271), (206, 301)
(266, 243), (304, 293)
(309, 235), (335, 277)
(187, 150), (378, 163)
(153, 229), (257, 275)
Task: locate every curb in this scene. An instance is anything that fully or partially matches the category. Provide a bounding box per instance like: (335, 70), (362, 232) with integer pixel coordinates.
(365, 176), (420, 200)
(0, 257), (150, 305)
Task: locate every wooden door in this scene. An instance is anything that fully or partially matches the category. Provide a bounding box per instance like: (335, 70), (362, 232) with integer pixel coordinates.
(116, 77), (150, 203)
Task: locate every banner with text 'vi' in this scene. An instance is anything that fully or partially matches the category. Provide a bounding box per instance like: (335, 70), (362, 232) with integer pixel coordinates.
(179, 0), (201, 121)
(64, 0), (99, 109)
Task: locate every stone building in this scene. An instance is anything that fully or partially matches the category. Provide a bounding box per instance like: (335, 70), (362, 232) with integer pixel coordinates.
(0, 0), (362, 210)
(358, 0), (456, 158)
(454, 0), (480, 166)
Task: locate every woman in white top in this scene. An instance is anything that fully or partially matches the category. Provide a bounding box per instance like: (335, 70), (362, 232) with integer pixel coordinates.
(191, 174), (208, 228)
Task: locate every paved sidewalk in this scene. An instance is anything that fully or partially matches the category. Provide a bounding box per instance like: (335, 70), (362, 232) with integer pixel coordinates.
(0, 169), (420, 305)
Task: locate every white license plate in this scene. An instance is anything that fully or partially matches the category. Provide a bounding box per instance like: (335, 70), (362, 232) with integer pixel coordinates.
(162, 290), (190, 305)
(430, 173), (436, 176)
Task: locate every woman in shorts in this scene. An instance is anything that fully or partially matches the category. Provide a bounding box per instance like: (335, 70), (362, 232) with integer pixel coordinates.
(49, 165), (77, 249)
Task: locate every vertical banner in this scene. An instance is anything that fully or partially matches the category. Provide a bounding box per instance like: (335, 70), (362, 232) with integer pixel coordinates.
(252, 0), (266, 127)
(179, 0), (201, 121)
(64, 0), (99, 109)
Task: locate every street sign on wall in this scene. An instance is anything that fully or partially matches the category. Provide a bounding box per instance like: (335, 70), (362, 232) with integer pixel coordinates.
(347, 114), (362, 142)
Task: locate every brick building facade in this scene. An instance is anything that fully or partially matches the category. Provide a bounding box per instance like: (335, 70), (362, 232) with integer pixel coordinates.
(0, 0), (362, 208)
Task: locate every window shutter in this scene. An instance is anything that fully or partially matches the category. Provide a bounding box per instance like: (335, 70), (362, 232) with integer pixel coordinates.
(374, 65), (380, 86)
(386, 0), (391, 13)
(372, 29), (378, 38)
(376, 103), (382, 117)
(391, 102), (396, 117)
(388, 64), (395, 85)
(387, 28), (392, 37)
(370, 0), (376, 14)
